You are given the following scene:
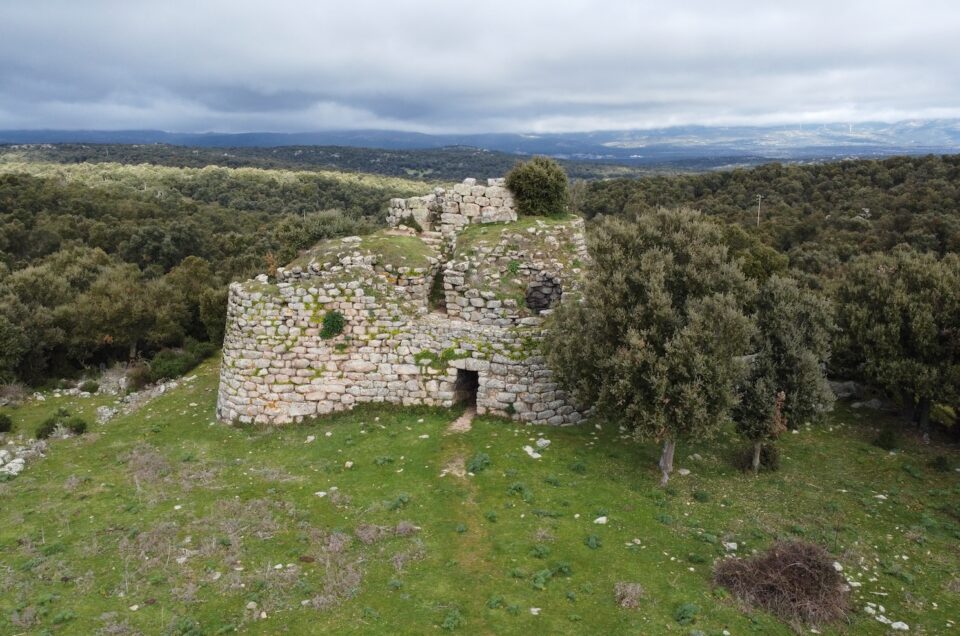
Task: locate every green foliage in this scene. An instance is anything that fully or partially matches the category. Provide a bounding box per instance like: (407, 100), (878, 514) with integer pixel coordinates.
(0, 412), (12, 433)
(149, 340), (216, 383)
(78, 380), (99, 394)
(584, 534), (602, 549)
(35, 407), (88, 439)
(505, 156), (569, 217)
(466, 452), (491, 474)
(580, 155), (960, 261)
(874, 425), (900, 451)
(546, 209), (754, 455)
(734, 275), (835, 454)
(673, 602), (699, 625)
(836, 248), (960, 429)
(440, 607), (465, 631)
(320, 311), (346, 340)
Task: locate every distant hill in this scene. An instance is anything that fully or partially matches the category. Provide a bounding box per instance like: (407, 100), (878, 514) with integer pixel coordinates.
(2, 119), (960, 170)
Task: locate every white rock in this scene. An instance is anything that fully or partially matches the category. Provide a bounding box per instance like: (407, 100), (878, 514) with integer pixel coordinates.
(677, 468), (691, 476)
(305, 435), (315, 443)
(593, 516), (608, 524)
(344, 461), (354, 469)
(0, 458), (25, 476)
(522, 445), (541, 459)
(314, 491), (327, 498)
(418, 434), (429, 439)
(529, 607), (541, 616)
(723, 542), (738, 551)
(129, 605), (139, 612)
(891, 622), (909, 631)
(832, 561), (843, 572)
(535, 438), (551, 449)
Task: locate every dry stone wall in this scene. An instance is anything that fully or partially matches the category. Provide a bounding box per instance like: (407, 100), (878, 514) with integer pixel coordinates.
(217, 178), (586, 426)
(387, 178), (517, 248)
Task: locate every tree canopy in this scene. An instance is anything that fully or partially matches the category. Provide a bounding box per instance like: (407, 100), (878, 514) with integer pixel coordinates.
(545, 208), (755, 484)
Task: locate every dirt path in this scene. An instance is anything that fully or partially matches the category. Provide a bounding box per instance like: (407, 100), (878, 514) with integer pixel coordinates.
(446, 406), (476, 433)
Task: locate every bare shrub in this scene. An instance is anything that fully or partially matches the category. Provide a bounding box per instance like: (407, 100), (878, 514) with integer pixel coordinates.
(394, 520), (420, 537)
(178, 464), (219, 491)
(614, 582), (645, 609)
(325, 531), (351, 554)
(329, 490), (351, 507)
(96, 612), (141, 635)
(947, 578), (960, 593)
(713, 540), (849, 629)
(310, 553), (363, 612)
(214, 498), (279, 540)
(118, 522), (179, 565)
(171, 581), (199, 604)
(64, 474), (83, 492)
(534, 527), (555, 543)
(0, 383), (27, 407)
(248, 466), (299, 483)
(10, 606), (37, 628)
(123, 444), (172, 486)
(391, 539), (427, 573)
(355, 524), (391, 545)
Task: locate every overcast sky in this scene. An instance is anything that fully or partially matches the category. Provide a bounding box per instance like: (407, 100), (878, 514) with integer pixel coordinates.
(1, 0), (958, 133)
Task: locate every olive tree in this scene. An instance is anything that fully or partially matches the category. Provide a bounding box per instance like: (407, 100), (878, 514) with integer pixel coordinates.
(837, 247), (960, 435)
(546, 209), (755, 485)
(735, 275), (835, 473)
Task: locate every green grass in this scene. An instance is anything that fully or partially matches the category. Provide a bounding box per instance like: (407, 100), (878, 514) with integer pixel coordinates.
(455, 214), (580, 257)
(288, 230), (438, 271)
(1, 360), (959, 634)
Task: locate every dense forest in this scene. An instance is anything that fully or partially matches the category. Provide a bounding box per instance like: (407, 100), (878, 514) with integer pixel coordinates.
(578, 154), (960, 281)
(0, 161), (423, 384)
(0, 143), (645, 181)
(1, 153), (959, 407)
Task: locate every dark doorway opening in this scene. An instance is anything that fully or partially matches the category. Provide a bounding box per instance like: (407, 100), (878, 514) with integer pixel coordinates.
(454, 369), (479, 406)
(428, 269), (446, 313)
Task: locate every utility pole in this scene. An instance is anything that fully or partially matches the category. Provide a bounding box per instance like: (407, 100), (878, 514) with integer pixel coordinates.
(756, 194), (764, 227)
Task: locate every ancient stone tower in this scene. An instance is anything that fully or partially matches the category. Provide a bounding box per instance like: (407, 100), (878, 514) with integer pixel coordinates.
(216, 178), (587, 425)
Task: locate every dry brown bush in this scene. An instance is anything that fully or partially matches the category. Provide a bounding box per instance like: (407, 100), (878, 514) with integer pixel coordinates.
(390, 539), (427, 573)
(614, 582), (645, 608)
(713, 540), (849, 629)
(394, 520), (419, 537)
(355, 524), (391, 545)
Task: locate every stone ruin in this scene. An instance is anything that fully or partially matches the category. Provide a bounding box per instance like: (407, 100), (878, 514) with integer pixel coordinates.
(216, 178), (588, 425)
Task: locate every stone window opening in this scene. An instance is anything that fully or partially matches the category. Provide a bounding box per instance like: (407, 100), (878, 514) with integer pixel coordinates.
(525, 274), (562, 312)
(454, 369), (479, 407)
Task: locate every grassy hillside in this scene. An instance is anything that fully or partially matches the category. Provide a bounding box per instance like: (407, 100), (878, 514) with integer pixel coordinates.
(1, 359), (958, 634)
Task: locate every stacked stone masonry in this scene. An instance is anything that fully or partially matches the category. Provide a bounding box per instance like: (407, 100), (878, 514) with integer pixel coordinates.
(217, 178), (587, 426)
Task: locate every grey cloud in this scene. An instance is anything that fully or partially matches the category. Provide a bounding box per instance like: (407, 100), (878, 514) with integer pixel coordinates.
(0, 0), (958, 133)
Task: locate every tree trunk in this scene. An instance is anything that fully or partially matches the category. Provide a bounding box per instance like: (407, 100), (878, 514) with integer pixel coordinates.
(917, 396), (931, 444)
(659, 439), (676, 486)
(128, 341), (138, 362)
(752, 440), (763, 475)
(901, 390), (916, 423)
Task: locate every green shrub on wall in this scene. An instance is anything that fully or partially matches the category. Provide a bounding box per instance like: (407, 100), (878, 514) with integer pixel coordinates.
(505, 156), (569, 217)
(320, 310), (346, 339)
